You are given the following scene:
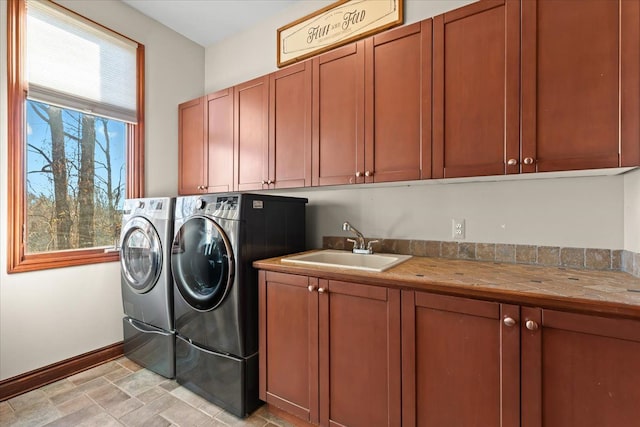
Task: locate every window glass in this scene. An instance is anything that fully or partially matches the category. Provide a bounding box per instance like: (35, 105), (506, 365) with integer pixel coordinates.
(26, 99), (126, 252)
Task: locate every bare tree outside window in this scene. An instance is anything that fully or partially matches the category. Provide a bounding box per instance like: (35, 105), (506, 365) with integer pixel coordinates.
(26, 99), (126, 253)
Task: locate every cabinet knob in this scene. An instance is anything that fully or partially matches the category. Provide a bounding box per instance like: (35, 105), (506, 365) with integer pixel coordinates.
(523, 157), (535, 165)
(364, 170), (373, 177)
(308, 285), (315, 292)
(261, 180), (267, 185)
(503, 316), (517, 327)
(355, 171), (362, 177)
(268, 179), (274, 185)
(525, 320), (539, 331)
(317, 287), (326, 294)
(507, 159), (518, 166)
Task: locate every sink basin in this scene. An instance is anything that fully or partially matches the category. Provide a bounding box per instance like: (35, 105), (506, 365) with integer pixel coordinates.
(281, 250), (411, 272)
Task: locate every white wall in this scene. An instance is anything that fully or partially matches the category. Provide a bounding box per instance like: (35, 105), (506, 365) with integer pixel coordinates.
(269, 173), (626, 250)
(0, 0), (204, 380)
(204, 0), (474, 92)
(205, 0), (636, 251)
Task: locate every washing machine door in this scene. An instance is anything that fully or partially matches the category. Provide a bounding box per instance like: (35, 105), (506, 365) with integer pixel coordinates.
(120, 217), (162, 294)
(171, 216), (235, 311)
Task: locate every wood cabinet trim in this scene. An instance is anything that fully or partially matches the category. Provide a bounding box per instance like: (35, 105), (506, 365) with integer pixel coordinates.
(177, 96), (206, 194)
(500, 303), (521, 427)
(542, 309), (640, 342)
(432, 0), (519, 179)
(520, 306), (542, 427)
(269, 60), (312, 188)
(421, 19), (433, 180)
(372, 21), (421, 46)
(233, 75), (269, 191)
(443, 0), (505, 24)
(400, 290), (417, 427)
(415, 290), (500, 319)
(431, 14), (445, 179)
(621, 0), (640, 167)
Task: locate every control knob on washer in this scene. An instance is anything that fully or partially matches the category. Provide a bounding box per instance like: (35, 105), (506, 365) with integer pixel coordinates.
(195, 198), (206, 210)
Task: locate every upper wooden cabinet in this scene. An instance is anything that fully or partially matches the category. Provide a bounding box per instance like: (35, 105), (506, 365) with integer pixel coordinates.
(234, 76), (270, 191)
(312, 22), (431, 186)
(268, 62), (313, 189)
(179, 0), (639, 192)
(312, 42), (366, 186)
(178, 96), (206, 194)
(206, 88), (234, 193)
(177, 91), (233, 195)
(521, 0), (640, 172)
(365, 21), (432, 183)
(433, 0), (520, 178)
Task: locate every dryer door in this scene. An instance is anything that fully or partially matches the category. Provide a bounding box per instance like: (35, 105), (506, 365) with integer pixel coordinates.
(171, 216), (235, 311)
(120, 217), (162, 294)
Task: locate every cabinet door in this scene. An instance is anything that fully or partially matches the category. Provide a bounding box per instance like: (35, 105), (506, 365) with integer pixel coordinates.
(234, 76), (269, 191)
(178, 97), (206, 195)
(312, 42), (365, 186)
(521, 0), (640, 172)
(259, 271), (319, 424)
(521, 308), (640, 427)
(269, 62), (312, 189)
(401, 291), (520, 427)
(364, 21), (432, 183)
(319, 280), (401, 427)
(432, 0), (520, 178)
(206, 89), (234, 193)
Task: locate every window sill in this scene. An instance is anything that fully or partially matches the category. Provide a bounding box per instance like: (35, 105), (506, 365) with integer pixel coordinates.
(8, 249), (120, 274)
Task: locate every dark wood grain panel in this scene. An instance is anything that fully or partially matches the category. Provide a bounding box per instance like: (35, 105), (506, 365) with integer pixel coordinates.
(523, 307), (640, 426)
(522, 0), (623, 172)
(259, 271), (318, 423)
(433, 0), (519, 178)
(269, 62), (312, 189)
(234, 76), (269, 191)
(405, 290), (517, 426)
(365, 21), (429, 183)
(206, 88), (234, 193)
(621, 0), (640, 167)
(312, 42), (365, 186)
(178, 97), (206, 194)
(320, 280), (401, 426)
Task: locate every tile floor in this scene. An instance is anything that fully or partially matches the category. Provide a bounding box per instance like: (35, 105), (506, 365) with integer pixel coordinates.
(0, 357), (293, 427)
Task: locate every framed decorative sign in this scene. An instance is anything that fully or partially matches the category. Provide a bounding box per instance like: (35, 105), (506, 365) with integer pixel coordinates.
(277, 0), (403, 67)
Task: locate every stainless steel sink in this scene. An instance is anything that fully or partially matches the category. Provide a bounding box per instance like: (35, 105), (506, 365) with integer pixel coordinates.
(281, 250), (411, 272)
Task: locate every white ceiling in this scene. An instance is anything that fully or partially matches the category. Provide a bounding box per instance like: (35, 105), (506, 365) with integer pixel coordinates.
(122, 0), (300, 47)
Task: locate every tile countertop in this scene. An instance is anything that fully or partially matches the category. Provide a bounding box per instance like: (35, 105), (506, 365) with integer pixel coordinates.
(253, 250), (640, 320)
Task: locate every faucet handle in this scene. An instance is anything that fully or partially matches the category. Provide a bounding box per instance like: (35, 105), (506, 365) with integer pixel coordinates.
(366, 240), (379, 253)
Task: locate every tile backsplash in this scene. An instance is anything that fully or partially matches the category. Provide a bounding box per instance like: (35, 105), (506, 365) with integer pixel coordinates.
(323, 236), (640, 278)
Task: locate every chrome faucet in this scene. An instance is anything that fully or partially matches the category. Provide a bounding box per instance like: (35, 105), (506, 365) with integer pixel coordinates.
(342, 221), (378, 254)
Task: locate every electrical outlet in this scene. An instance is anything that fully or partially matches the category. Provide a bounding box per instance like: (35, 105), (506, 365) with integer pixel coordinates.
(452, 218), (465, 240)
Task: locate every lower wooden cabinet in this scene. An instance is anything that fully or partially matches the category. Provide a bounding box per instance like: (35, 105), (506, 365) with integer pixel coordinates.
(259, 271), (401, 426)
(401, 291), (520, 427)
(521, 307), (640, 427)
(259, 271), (640, 426)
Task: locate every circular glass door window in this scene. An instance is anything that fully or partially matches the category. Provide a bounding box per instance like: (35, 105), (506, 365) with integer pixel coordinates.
(171, 216), (234, 311)
(120, 217), (162, 294)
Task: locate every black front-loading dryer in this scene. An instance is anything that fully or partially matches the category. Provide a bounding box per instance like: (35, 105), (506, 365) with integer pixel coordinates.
(171, 193), (306, 417)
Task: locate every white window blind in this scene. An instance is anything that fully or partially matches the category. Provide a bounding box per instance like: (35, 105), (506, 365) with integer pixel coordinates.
(26, 0), (138, 123)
